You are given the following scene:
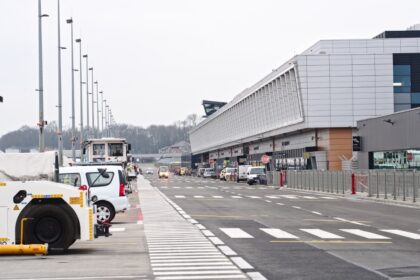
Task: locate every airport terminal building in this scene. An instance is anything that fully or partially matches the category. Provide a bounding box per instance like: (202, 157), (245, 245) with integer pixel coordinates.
(189, 27), (420, 171)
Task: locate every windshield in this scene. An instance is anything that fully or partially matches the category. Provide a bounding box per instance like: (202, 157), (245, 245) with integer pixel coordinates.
(59, 173), (81, 187)
(86, 172), (114, 187)
(108, 143), (124, 157)
(160, 167), (168, 172)
(250, 168), (265, 175)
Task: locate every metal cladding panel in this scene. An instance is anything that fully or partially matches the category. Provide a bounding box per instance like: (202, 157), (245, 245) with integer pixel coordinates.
(357, 108), (420, 153)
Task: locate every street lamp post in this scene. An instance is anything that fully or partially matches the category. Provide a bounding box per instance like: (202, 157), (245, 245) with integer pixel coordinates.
(89, 67), (94, 137)
(38, 0), (48, 152)
(105, 104), (109, 137)
(95, 81), (100, 138)
(75, 38), (83, 146)
(100, 91), (104, 136)
(83, 55), (89, 138)
(57, 0), (64, 166)
(66, 18), (76, 161)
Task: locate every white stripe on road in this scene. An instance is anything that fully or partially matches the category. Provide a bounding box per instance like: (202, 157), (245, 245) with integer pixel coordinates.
(230, 257), (254, 269)
(208, 237), (224, 245)
(174, 195), (185, 198)
(202, 230), (215, 237)
(218, 245), (237, 256)
(246, 196), (261, 199)
(311, 211), (323, 216)
(260, 228), (299, 239)
(156, 275), (247, 280)
(276, 202), (284, 206)
(151, 259), (228, 263)
(231, 196), (243, 199)
(196, 224), (206, 230)
(279, 195), (298, 199)
(193, 195), (204, 198)
(292, 206), (302, 209)
(302, 196), (317, 199)
(339, 229), (390, 239)
(321, 196), (337, 200)
(153, 270), (243, 276)
(220, 228), (254, 238)
(109, 227), (126, 232)
(150, 254), (223, 259)
(212, 196), (223, 198)
(380, 230), (420, 240)
(153, 266), (237, 271)
(300, 229), (344, 239)
(247, 272), (268, 280)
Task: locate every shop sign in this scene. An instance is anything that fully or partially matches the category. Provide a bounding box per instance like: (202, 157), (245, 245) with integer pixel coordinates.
(353, 136), (361, 151)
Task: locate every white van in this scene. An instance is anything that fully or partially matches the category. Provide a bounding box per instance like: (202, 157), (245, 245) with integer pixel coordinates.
(59, 165), (130, 223)
(246, 166), (266, 185)
(237, 165), (252, 182)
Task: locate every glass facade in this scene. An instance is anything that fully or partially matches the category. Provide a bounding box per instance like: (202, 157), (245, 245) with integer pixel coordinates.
(373, 149), (420, 170)
(393, 54), (420, 111)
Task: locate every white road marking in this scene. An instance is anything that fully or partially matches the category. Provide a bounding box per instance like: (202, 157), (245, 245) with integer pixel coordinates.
(194, 195), (204, 198)
(151, 258), (228, 263)
(220, 228), (254, 238)
(266, 195), (280, 199)
(173, 186), (180, 189)
(150, 254), (223, 259)
(174, 195), (186, 198)
(208, 237), (224, 245)
(152, 262), (233, 267)
(311, 211), (323, 216)
(380, 230), (420, 240)
(156, 275), (247, 279)
(279, 195), (298, 199)
(231, 196), (243, 199)
(300, 229), (345, 239)
(212, 196), (223, 198)
(339, 229), (390, 239)
(247, 196), (261, 199)
(334, 217), (369, 227)
(218, 245), (237, 256)
(109, 227), (126, 232)
(265, 200), (272, 203)
(260, 228), (299, 239)
(321, 196), (337, 200)
(183, 215), (192, 219)
(202, 230), (215, 237)
(153, 265), (237, 271)
(153, 270), (243, 276)
(188, 219), (198, 224)
(276, 202), (284, 206)
(196, 224), (206, 230)
(292, 206), (302, 209)
(247, 272), (268, 280)
(230, 257), (254, 269)
(302, 196), (317, 199)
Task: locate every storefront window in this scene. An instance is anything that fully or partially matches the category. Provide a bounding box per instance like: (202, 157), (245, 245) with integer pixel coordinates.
(373, 149), (420, 169)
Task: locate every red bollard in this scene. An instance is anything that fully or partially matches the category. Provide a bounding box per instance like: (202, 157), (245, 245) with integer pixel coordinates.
(351, 173), (356, 195)
(280, 172), (283, 187)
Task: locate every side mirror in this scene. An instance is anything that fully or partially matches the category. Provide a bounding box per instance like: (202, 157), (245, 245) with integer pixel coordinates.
(247, 172), (250, 175)
(128, 144), (132, 152)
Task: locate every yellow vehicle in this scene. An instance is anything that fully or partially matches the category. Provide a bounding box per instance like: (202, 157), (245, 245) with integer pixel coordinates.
(219, 168), (227, 180)
(158, 166), (170, 179)
(180, 167), (188, 176)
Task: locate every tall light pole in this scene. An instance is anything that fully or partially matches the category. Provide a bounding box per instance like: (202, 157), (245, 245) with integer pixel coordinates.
(105, 103), (109, 137)
(89, 67), (94, 137)
(94, 81), (100, 138)
(57, 0), (64, 166)
(66, 18), (76, 161)
(38, 0), (48, 152)
(100, 91), (104, 136)
(75, 38), (83, 146)
(83, 54), (89, 138)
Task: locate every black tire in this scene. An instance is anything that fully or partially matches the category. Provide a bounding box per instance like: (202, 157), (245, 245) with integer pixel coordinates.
(23, 204), (76, 252)
(95, 201), (115, 223)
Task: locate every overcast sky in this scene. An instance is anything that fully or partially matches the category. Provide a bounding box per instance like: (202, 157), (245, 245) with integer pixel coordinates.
(1, 0), (420, 136)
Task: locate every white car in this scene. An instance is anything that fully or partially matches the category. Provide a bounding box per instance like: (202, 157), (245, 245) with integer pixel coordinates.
(203, 168), (215, 178)
(59, 165), (130, 223)
(246, 166), (266, 185)
(146, 168), (154, 175)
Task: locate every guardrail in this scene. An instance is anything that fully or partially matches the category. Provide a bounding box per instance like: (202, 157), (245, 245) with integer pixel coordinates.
(267, 171), (287, 187)
(286, 170), (419, 203)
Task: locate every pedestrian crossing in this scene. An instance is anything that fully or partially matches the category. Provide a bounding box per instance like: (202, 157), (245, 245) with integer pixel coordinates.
(158, 186), (271, 190)
(218, 227), (420, 241)
(171, 194), (338, 200)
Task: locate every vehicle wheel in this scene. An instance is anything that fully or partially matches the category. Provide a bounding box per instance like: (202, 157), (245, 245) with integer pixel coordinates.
(247, 180), (254, 185)
(23, 204), (76, 251)
(95, 201), (115, 223)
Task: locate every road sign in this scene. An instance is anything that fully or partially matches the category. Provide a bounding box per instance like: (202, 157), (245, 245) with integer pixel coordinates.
(261, 155), (270, 164)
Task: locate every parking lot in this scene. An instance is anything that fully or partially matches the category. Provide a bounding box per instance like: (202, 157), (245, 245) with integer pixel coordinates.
(0, 181), (153, 280)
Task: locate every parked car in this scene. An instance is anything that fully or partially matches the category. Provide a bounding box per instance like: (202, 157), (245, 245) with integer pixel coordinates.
(237, 165), (252, 182)
(126, 163), (137, 181)
(146, 168), (154, 175)
(246, 166), (266, 185)
(59, 165), (130, 223)
(203, 168), (215, 178)
(158, 166), (170, 178)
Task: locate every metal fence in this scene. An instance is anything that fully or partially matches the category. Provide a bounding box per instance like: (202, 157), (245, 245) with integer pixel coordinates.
(267, 171), (287, 187)
(286, 170), (419, 203)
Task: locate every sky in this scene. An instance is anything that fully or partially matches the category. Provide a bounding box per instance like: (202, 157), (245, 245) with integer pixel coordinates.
(1, 0), (420, 137)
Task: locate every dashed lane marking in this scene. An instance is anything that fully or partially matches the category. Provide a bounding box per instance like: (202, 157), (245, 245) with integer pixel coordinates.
(380, 229), (420, 240)
(260, 228), (299, 239)
(339, 229), (390, 240)
(300, 229), (345, 239)
(220, 228), (254, 239)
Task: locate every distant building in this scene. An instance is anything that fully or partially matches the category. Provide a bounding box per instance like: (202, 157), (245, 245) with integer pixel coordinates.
(157, 141), (192, 168)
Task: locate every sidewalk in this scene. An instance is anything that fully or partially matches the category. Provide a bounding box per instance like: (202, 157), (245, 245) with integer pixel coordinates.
(137, 175), (249, 280)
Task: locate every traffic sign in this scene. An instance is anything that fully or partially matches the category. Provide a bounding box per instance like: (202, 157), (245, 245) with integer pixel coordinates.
(261, 155), (270, 164)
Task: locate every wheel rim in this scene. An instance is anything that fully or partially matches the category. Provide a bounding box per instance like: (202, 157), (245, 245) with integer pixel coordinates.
(34, 217), (62, 243)
(97, 205), (111, 223)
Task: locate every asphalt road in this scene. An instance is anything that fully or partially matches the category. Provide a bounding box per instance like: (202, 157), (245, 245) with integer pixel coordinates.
(145, 173), (420, 280)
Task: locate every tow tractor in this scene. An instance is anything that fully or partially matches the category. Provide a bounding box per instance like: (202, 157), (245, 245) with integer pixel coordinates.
(0, 152), (110, 255)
